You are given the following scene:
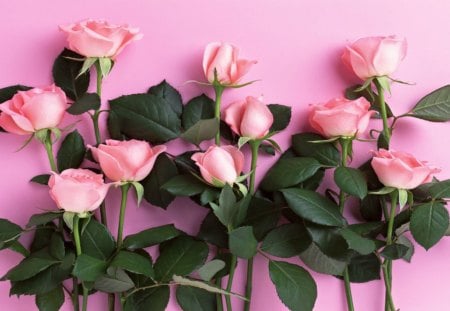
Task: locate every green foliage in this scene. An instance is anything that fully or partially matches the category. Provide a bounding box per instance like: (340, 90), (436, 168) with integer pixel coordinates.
(410, 84), (450, 122)
(148, 80), (183, 117)
(334, 167), (368, 199)
(228, 226), (258, 259)
(57, 130), (86, 172)
(261, 223), (311, 258)
(123, 224), (181, 250)
(291, 133), (340, 166)
(268, 104), (292, 132)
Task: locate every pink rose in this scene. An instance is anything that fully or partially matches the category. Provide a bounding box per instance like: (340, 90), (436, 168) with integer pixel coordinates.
(371, 149), (440, 190)
(192, 145), (244, 187)
(342, 36), (407, 80)
(0, 85), (67, 135)
(309, 97), (375, 138)
(59, 19), (143, 59)
(49, 169), (111, 214)
(203, 42), (257, 85)
(223, 96), (274, 139)
(88, 139), (166, 182)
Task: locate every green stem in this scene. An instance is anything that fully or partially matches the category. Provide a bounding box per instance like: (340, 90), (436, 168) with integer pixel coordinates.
(117, 184), (130, 249)
(337, 138), (355, 311)
(384, 191), (398, 311)
(73, 216), (88, 311)
(374, 79), (391, 146)
(72, 277), (80, 311)
(43, 131), (57, 172)
(244, 140), (260, 311)
(225, 254), (238, 311)
(108, 293), (115, 311)
(216, 247), (224, 311)
(214, 85), (224, 145)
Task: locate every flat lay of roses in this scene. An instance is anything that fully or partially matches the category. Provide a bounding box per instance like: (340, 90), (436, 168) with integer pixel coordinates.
(1, 13), (450, 311)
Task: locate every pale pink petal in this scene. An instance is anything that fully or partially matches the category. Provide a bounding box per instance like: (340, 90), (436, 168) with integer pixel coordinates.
(94, 148), (126, 181)
(22, 93), (67, 130)
(0, 113), (31, 135)
(222, 145), (244, 175)
(223, 99), (246, 135)
(240, 97), (273, 138)
(133, 145), (166, 181)
(373, 37), (407, 76)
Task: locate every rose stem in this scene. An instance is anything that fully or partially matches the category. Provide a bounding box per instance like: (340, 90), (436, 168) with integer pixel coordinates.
(383, 191), (398, 311)
(374, 79), (391, 146)
(117, 183), (130, 249)
(243, 140), (260, 311)
(338, 138), (355, 311)
(43, 130), (57, 172)
(213, 85), (224, 145)
(73, 216), (89, 311)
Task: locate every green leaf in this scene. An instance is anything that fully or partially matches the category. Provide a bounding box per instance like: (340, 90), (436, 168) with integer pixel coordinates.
(142, 154), (178, 209)
(347, 254), (380, 283)
(210, 185), (236, 228)
(57, 130), (85, 172)
(291, 133), (340, 167)
(396, 235), (414, 262)
(360, 195), (383, 222)
(94, 268), (134, 293)
(26, 212), (61, 229)
(197, 211), (228, 248)
(0, 219), (22, 244)
(35, 286), (64, 311)
(173, 275), (246, 299)
(0, 85), (32, 104)
(176, 285), (216, 311)
(410, 201), (449, 250)
(131, 182), (144, 207)
(340, 228), (376, 255)
(30, 226), (55, 253)
(110, 251), (154, 277)
(80, 219), (115, 260)
(124, 285), (169, 311)
(52, 49), (90, 101)
(73, 254), (108, 281)
(281, 188), (346, 227)
(261, 224), (311, 258)
(4, 255), (59, 281)
(30, 174), (51, 185)
(410, 84), (450, 122)
(182, 94), (215, 130)
(148, 80), (183, 117)
(154, 236), (208, 282)
(123, 224), (181, 250)
(299, 243), (346, 276)
(243, 197), (281, 241)
(305, 224), (349, 260)
(98, 57), (112, 77)
(268, 104), (291, 132)
(49, 233), (65, 260)
(162, 174), (208, 197)
(269, 260), (317, 311)
(260, 157), (322, 191)
(108, 93), (181, 144)
(415, 179), (450, 199)
(380, 244), (409, 260)
(181, 118), (219, 146)
(66, 93), (101, 115)
(228, 226), (258, 259)
(334, 167), (368, 199)
(197, 260), (226, 282)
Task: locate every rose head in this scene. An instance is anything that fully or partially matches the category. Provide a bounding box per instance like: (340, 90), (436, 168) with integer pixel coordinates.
(342, 36), (407, 80)
(191, 145), (244, 187)
(309, 97), (375, 138)
(0, 85), (67, 135)
(59, 19), (143, 59)
(89, 139), (166, 182)
(49, 168), (111, 214)
(223, 96), (274, 139)
(203, 42), (257, 86)
(371, 149), (440, 190)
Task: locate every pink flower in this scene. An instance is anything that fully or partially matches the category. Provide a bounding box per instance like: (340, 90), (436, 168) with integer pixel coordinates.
(223, 96), (274, 139)
(309, 97), (376, 138)
(49, 169), (111, 214)
(371, 149), (440, 190)
(0, 85), (67, 135)
(59, 19), (143, 59)
(192, 145), (244, 187)
(342, 36), (407, 80)
(203, 42), (256, 85)
(88, 139), (166, 182)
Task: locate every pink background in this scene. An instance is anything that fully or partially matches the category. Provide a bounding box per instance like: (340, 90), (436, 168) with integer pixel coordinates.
(1, 1), (450, 310)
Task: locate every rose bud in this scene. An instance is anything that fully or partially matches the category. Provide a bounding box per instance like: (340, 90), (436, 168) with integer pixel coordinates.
(49, 168), (111, 214)
(309, 97), (376, 138)
(192, 145), (244, 187)
(88, 139), (166, 182)
(203, 42), (256, 85)
(223, 96), (274, 139)
(0, 85), (67, 135)
(342, 36), (407, 80)
(371, 149), (440, 190)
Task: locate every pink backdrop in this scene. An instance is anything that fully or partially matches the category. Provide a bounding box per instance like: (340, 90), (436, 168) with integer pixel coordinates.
(1, 1), (450, 310)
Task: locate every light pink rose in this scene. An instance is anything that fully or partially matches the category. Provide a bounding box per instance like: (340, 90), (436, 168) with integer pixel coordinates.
(59, 19), (143, 59)
(88, 139), (166, 182)
(371, 149), (440, 190)
(342, 36), (407, 80)
(223, 96), (274, 139)
(203, 42), (257, 85)
(191, 145), (244, 187)
(309, 97), (376, 138)
(49, 169), (111, 214)
(0, 85), (67, 135)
